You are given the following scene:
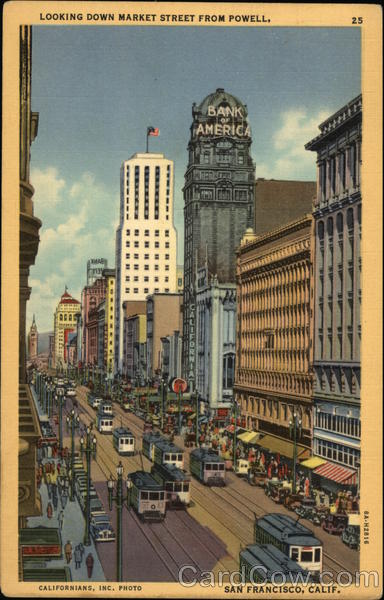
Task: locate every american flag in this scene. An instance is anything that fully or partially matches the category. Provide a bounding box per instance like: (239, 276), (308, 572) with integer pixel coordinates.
(147, 126), (159, 137)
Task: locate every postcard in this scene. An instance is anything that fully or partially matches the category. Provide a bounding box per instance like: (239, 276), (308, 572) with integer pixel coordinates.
(1, 2), (382, 598)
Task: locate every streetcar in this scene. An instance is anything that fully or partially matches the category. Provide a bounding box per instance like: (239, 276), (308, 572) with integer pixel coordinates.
(97, 414), (114, 434)
(142, 431), (166, 462)
(189, 448), (226, 486)
(113, 427), (136, 456)
(98, 401), (113, 417)
(239, 543), (312, 583)
(129, 471), (166, 521)
(254, 513), (323, 578)
(151, 463), (191, 509)
(153, 440), (184, 469)
(87, 394), (102, 410)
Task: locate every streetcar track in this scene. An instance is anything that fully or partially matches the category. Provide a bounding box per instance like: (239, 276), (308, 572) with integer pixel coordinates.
(73, 385), (357, 576)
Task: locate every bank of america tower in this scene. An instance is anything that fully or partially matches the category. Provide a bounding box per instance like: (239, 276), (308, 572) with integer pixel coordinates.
(182, 88), (256, 386)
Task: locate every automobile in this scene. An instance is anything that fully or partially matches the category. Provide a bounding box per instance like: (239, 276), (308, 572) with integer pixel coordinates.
(322, 513), (348, 535)
(234, 459), (250, 477)
(90, 512), (116, 542)
(341, 524), (360, 549)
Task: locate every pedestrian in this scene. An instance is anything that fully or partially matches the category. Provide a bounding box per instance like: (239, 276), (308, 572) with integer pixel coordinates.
(46, 473), (52, 499)
(46, 501), (53, 519)
(58, 510), (64, 530)
(64, 540), (72, 564)
(74, 545), (82, 569)
(85, 552), (94, 578)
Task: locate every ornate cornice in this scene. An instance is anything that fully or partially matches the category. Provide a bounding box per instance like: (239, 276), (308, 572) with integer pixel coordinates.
(238, 237), (311, 276)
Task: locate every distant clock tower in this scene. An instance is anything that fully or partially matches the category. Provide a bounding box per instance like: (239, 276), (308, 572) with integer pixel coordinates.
(28, 314), (38, 360)
(182, 88), (255, 384)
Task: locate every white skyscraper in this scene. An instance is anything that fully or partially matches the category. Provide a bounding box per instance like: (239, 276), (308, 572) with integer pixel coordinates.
(114, 152), (177, 373)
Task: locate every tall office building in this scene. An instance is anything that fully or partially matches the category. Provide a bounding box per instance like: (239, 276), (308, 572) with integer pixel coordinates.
(87, 258), (108, 286)
(182, 88), (255, 387)
(53, 289), (80, 369)
(305, 95), (362, 488)
(114, 153), (177, 373)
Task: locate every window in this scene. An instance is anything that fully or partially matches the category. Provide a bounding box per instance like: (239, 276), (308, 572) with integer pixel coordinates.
(141, 491), (148, 500)
(133, 288), (139, 294)
(134, 241), (139, 248)
(165, 277), (169, 282)
(145, 241), (149, 248)
(134, 253), (139, 259)
(144, 254), (149, 259)
(125, 264), (130, 270)
(144, 288), (149, 294)
(144, 276), (149, 282)
(155, 288), (159, 293)
(134, 229), (139, 236)
(134, 265), (139, 270)
(155, 230), (159, 237)
(291, 548), (299, 562)
(314, 549), (321, 562)
(125, 276), (130, 282)
(203, 151), (210, 164)
(134, 276), (139, 282)
(165, 288), (169, 293)
(201, 189), (213, 200)
(165, 242), (170, 248)
(165, 265), (169, 271)
(125, 253), (130, 259)
(125, 241), (130, 247)
(165, 254), (169, 260)
(238, 153), (244, 165)
(155, 241), (159, 248)
(300, 551), (313, 563)
(144, 265), (149, 271)
(125, 288), (130, 293)
(165, 230), (169, 237)
(126, 229), (130, 235)
(154, 254), (159, 260)
(223, 354), (235, 388)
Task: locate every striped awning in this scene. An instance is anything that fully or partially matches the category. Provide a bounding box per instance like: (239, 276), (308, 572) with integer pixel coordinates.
(313, 461), (357, 484)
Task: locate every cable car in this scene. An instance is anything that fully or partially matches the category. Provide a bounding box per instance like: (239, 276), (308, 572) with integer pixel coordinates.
(189, 448), (226, 486)
(129, 471), (166, 521)
(239, 543), (313, 583)
(254, 513), (322, 578)
(142, 431), (166, 462)
(151, 463), (190, 509)
(153, 440), (184, 469)
(97, 414), (113, 434)
(113, 427), (136, 456)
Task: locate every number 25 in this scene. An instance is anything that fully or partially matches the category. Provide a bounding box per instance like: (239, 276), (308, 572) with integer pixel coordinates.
(352, 17), (363, 24)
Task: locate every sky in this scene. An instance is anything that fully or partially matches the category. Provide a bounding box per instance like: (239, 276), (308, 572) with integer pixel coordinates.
(28, 25), (361, 332)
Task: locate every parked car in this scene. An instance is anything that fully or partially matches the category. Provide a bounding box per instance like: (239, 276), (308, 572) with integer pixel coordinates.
(341, 524), (360, 549)
(322, 513), (348, 535)
(90, 512), (116, 542)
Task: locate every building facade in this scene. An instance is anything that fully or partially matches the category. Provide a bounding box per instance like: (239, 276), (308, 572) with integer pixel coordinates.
(114, 152), (178, 373)
(305, 95), (362, 485)
(27, 314), (38, 360)
(176, 265), (184, 293)
(19, 25), (42, 531)
(234, 216), (313, 452)
(146, 293), (183, 380)
(182, 88), (255, 387)
(81, 276), (106, 365)
(123, 312), (147, 383)
(103, 268), (116, 375)
(97, 300), (106, 369)
(195, 266), (237, 414)
(48, 333), (54, 369)
(87, 258), (108, 286)
(161, 331), (183, 381)
(53, 290), (80, 369)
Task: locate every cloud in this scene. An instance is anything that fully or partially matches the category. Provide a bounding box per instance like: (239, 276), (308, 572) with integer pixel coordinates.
(257, 108), (329, 180)
(27, 169), (118, 331)
(30, 166), (66, 206)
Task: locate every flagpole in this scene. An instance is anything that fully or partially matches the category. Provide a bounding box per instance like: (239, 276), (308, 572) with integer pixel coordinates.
(146, 131), (149, 153)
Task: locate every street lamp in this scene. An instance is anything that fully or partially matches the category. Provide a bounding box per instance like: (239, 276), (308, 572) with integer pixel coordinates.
(66, 408), (80, 501)
(80, 423), (97, 546)
(232, 400), (239, 471)
(56, 387), (66, 452)
(289, 412), (302, 495)
(107, 461), (132, 582)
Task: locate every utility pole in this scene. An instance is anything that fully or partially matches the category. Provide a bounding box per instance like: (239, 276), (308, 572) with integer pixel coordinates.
(107, 462), (132, 582)
(289, 412), (302, 495)
(66, 409), (80, 502)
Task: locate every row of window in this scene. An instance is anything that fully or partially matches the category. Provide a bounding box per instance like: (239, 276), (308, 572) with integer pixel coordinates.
(125, 264), (170, 271)
(126, 229), (170, 237)
(314, 438), (359, 468)
(125, 241), (170, 249)
(315, 412), (360, 438)
(126, 276), (169, 282)
(58, 313), (77, 321)
(125, 287), (170, 294)
(125, 253), (170, 260)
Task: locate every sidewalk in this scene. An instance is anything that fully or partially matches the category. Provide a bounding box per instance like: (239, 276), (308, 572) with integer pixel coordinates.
(28, 384), (106, 582)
